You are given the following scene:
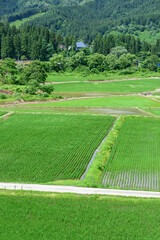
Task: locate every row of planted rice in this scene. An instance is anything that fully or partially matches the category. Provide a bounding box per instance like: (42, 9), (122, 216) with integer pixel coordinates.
(0, 113), (114, 183)
(102, 117), (160, 190)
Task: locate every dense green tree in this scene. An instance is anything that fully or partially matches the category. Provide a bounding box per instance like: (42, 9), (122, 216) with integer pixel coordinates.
(88, 53), (105, 71)
(110, 46), (128, 58)
(49, 54), (65, 71)
(146, 55), (160, 71)
(69, 51), (87, 69)
(117, 54), (131, 69)
(23, 61), (47, 84)
(0, 23), (75, 60)
(1, 35), (7, 59)
(105, 54), (118, 70)
(40, 84), (54, 94)
(0, 58), (17, 84)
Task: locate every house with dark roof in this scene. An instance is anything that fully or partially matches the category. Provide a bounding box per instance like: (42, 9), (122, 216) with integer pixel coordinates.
(76, 42), (87, 50)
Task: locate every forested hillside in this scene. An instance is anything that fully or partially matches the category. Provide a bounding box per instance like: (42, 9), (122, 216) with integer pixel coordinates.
(1, 0), (160, 42)
(0, 0), (91, 19)
(28, 0), (160, 42)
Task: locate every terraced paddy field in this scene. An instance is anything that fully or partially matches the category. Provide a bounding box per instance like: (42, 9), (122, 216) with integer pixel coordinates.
(102, 117), (160, 190)
(1, 95), (157, 116)
(47, 74), (110, 82)
(24, 96), (160, 108)
(0, 106), (149, 116)
(54, 78), (160, 93)
(0, 113), (114, 183)
(46, 73), (160, 83)
(153, 92), (160, 96)
(1, 191), (160, 240)
(143, 108), (160, 116)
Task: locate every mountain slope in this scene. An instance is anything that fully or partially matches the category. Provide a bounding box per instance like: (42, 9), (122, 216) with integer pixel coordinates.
(1, 0), (160, 42)
(0, 0), (92, 18)
(26, 0), (160, 41)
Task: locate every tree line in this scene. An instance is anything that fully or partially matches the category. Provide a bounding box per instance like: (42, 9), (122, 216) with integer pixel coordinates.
(93, 33), (160, 57)
(1, 22), (160, 62)
(0, 22), (76, 60)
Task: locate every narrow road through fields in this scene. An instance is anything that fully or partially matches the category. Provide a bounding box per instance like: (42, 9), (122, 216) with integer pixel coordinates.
(1, 182), (160, 198)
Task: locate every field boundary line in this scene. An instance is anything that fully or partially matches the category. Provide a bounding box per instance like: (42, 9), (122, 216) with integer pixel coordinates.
(136, 108), (158, 117)
(1, 182), (160, 198)
(0, 111), (14, 120)
(85, 77), (160, 83)
(145, 95), (160, 103)
(80, 118), (118, 180)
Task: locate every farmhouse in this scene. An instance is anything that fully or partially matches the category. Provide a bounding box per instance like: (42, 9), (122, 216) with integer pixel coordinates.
(76, 42), (87, 50)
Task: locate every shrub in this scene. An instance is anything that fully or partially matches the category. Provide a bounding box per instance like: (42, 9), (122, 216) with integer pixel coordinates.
(90, 68), (100, 74)
(119, 68), (135, 75)
(14, 93), (22, 101)
(0, 93), (7, 99)
(40, 84), (54, 94)
(42, 92), (49, 98)
(24, 85), (37, 95)
(24, 80), (39, 95)
(16, 87), (22, 93)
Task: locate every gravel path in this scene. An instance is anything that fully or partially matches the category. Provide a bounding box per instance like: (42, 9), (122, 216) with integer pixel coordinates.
(1, 182), (160, 198)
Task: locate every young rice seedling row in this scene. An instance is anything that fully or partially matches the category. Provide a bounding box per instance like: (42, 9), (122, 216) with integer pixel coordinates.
(102, 117), (160, 190)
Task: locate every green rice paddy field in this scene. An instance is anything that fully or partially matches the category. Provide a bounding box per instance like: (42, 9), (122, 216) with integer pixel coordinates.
(1, 74), (160, 238)
(0, 113), (114, 183)
(54, 78), (160, 93)
(102, 117), (160, 190)
(1, 191), (160, 240)
(144, 108), (160, 116)
(46, 72), (160, 82)
(24, 96), (160, 108)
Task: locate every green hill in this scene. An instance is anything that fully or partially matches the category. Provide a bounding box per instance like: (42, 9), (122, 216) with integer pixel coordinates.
(1, 0), (160, 42)
(0, 0), (92, 18)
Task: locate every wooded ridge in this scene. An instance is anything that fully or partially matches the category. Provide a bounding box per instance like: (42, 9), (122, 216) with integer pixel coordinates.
(1, 0), (160, 42)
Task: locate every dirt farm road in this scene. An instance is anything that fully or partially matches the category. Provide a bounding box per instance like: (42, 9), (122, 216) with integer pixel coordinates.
(1, 182), (160, 198)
